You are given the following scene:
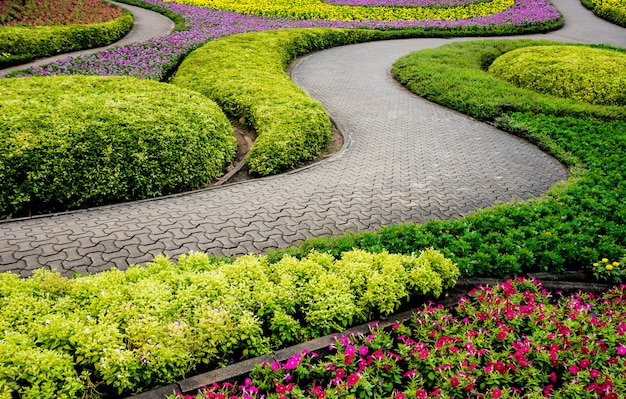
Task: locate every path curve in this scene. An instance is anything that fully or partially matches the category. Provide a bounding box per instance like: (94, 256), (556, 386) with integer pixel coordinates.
(0, 1), (175, 76)
(1, 0), (624, 276)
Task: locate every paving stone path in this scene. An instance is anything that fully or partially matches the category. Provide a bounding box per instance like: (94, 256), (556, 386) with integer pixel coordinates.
(1, 0), (624, 276)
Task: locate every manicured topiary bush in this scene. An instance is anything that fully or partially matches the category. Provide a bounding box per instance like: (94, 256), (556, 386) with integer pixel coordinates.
(488, 45), (626, 106)
(0, 10), (133, 61)
(0, 76), (236, 219)
(172, 28), (392, 176)
(0, 248), (458, 398)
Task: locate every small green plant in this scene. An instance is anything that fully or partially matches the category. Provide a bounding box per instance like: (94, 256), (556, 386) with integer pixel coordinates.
(591, 257), (626, 283)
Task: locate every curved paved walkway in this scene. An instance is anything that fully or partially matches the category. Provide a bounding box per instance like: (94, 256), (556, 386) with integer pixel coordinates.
(0, 1), (174, 76)
(1, 0), (624, 276)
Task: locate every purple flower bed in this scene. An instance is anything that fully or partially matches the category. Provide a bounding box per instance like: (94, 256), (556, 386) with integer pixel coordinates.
(323, 0), (485, 8)
(4, 0), (560, 80)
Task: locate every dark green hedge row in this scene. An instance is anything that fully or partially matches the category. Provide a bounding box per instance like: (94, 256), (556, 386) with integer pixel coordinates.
(171, 16), (563, 176)
(0, 76), (236, 219)
(266, 40), (626, 278)
(0, 9), (133, 60)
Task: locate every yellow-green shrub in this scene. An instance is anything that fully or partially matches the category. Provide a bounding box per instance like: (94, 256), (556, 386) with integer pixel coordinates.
(0, 248), (458, 397)
(488, 45), (626, 106)
(0, 76), (236, 219)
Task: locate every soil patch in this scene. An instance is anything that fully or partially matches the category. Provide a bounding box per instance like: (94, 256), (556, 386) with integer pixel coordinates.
(218, 121), (344, 185)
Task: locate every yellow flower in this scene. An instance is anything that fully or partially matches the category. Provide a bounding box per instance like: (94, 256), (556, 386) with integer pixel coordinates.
(614, 262), (620, 267)
(602, 258), (609, 263)
(593, 263), (599, 267)
(606, 265), (614, 271)
(545, 231), (552, 236)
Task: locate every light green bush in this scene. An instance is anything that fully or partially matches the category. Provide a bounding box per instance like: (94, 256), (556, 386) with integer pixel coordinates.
(488, 45), (626, 106)
(0, 248), (458, 398)
(0, 75), (236, 219)
(0, 10), (133, 59)
(172, 28), (394, 176)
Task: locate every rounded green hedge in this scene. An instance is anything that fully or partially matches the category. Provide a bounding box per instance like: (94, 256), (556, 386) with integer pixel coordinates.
(0, 9), (133, 61)
(488, 45), (626, 106)
(0, 76), (236, 219)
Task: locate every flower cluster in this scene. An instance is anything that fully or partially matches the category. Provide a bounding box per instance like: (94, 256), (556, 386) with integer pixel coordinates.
(592, 257), (626, 284)
(5, 0), (560, 80)
(175, 278), (626, 399)
(0, 0), (125, 27)
(167, 0), (514, 21)
(323, 0), (487, 8)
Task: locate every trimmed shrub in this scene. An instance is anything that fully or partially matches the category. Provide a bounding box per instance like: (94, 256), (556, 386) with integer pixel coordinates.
(0, 76), (236, 219)
(172, 29), (384, 176)
(0, 9), (133, 60)
(488, 45), (626, 106)
(0, 249), (458, 398)
(583, 0), (626, 27)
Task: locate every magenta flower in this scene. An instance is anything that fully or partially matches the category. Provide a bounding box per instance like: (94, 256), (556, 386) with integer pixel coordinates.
(616, 345), (626, 355)
(450, 377), (460, 388)
(347, 373), (359, 386)
(358, 346), (368, 355)
(568, 365), (580, 375)
(491, 388), (503, 398)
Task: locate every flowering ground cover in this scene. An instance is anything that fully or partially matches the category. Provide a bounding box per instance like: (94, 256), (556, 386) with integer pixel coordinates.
(167, 0), (515, 21)
(0, 0), (125, 27)
(5, 0), (561, 80)
(175, 278), (626, 399)
(324, 0), (487, 8)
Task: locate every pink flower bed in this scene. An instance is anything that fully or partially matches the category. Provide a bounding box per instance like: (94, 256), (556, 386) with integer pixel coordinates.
(177, 278), (626, 399)
(0, 0), (124, 27)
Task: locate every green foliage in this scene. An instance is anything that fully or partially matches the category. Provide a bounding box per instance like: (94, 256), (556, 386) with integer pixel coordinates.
(266, 40), (626, 278)
(0, 10), (133, 59)
(595, 3), (626, 26)
(0, 75), (236, 218)
(172, 28), (383, 175)
(488, 45), (626, 106)
(392, 40), (626, 121)
(0, 249), (458, 398)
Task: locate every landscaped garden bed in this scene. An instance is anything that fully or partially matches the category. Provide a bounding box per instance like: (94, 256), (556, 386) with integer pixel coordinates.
(0, 0), (133, 66)
(169, 277), (626, 399)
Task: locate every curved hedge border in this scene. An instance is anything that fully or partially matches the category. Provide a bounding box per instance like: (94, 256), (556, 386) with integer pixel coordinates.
(581, 0), (626, 27)
(0, 76), (236, 219)
(0, 249), (458, 398)
(172, 28), (390, 176)
(0, 8), (133, 62)
(265, 39), (625, 278)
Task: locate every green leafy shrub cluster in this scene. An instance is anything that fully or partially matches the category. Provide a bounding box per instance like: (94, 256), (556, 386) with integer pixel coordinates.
(0, 75), (236, 219)
(265, 40), (626, 278)
(0, 248), (458, 398)
(488, 45), (626, 106)
(581, 0), (626, 27)
(0, 10), (133, 61)
(172, 29), (377, 175)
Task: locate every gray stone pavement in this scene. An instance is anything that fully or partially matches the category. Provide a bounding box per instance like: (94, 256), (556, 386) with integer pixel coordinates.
(0, 1), (174, 76)
(1, 0), (624, 276)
